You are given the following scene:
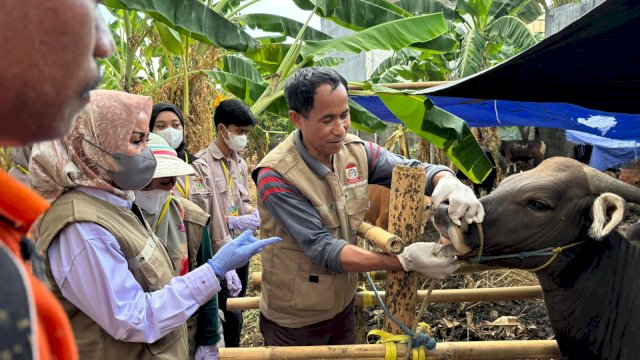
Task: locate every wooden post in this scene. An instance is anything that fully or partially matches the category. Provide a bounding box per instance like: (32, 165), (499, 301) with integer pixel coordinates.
(384, 166), (425, 334)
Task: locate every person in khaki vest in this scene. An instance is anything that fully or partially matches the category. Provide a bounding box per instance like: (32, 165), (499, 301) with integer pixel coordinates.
(29, 90), (281, 359)
(178, 99), (258, 347)
(253, 67), (485, 346)
(133, 133), (227, 360)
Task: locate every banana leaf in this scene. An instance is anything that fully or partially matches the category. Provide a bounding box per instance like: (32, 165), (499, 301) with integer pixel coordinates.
(293, 0), (408, 31)
(487, 16), (537, 51)
(349, 99), (388, 133)
(241, 13), (333, 41)
(301, 13), (448, 58)
(104, 0), (258, 52)
(373, 92), (492, 183)
(154, 21), (183, 56)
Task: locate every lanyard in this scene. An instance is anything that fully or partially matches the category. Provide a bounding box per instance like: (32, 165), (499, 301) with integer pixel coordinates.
(220, 160), (233, 192)
(175, 153), (190, 198)
(17, 165), (29, 175)
(153, 196), (172, 233)
(220, 160), (239, 216)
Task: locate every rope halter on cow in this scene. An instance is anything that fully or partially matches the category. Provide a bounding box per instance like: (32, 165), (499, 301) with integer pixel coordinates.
(469, 223), (585, 272)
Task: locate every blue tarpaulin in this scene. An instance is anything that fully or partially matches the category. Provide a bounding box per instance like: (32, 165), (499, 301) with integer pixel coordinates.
(351, 95), (640, 141)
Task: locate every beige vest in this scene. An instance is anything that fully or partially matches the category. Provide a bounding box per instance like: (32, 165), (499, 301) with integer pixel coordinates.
(256, 132), (369, 327)
(178, 197), (211, 360)
(35, 190), (188, 360)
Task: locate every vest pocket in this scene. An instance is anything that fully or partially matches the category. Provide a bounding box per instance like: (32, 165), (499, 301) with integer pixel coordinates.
(291, 271), (336, 311)
(316, 204), (340, 229)
(346, 195), (369, 240)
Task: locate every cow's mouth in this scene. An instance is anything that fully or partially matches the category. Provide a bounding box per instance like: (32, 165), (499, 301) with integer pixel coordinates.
(432, 204), (474, 256)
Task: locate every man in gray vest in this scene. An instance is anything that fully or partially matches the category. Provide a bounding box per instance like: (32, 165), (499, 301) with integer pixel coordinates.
(253, 67), (484, 346)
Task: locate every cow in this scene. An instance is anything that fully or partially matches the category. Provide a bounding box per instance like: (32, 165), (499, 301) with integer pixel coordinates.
(456, 147), (497, 197)
(500, 140), (546, 174)
(432, 157), (640, 359)
(364, 184), (431, 231)
(618, 161), (640, 188)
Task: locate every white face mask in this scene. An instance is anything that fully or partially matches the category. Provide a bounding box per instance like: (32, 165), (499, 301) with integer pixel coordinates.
(133, 189), (171, 215)
(155, 128), (184, 149)
(222, 126), (248, 152)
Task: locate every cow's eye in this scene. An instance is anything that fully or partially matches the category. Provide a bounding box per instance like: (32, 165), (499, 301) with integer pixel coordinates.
(528, 200), (551, 212)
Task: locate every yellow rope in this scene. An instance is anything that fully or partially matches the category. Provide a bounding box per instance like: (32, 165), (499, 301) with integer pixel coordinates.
(367, 323), (432, 360)
(527, 241), (585, 272)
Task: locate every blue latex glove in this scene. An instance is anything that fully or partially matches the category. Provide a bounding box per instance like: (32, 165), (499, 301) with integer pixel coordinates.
(207, 230), (281, 277)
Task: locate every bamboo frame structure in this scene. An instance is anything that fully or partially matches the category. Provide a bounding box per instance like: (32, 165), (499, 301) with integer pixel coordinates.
(250, 264), (500, 290)
(227, 286), (543, 311)
(219, 340), (561, 359)
(358, 222), (405, 254)
(347, 81), (449, 91)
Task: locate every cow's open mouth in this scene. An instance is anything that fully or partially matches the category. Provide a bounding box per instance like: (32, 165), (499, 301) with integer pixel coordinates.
(432, 204), (473, 256)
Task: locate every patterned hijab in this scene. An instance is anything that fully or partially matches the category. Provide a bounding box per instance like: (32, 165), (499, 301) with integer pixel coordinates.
(30, 90), (153, 203)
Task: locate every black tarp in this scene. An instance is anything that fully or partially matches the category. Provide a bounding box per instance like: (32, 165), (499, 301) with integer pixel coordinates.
(417, 0), (640, 114)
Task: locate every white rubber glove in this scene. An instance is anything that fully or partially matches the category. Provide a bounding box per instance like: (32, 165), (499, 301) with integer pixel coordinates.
(397, 242), (459, 279)
(225, 270), (242, 297)
(430, 176), (484, 226)
(195, 344), (218, 360)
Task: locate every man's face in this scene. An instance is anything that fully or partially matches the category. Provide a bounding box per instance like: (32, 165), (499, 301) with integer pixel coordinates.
(290, 83), (350, 164)
(0, 0), (114, 145)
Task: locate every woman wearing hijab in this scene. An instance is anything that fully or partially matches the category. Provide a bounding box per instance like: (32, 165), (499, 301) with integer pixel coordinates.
(150, 103), (197, 164)
(30, 90), (280, 359)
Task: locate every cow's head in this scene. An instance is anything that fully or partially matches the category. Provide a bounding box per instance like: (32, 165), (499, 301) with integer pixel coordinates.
(434, 157), (640, 270)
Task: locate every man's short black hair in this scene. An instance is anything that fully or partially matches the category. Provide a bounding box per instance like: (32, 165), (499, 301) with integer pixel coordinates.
(213, 99), (257, 129)
(285, 67), (348, 118)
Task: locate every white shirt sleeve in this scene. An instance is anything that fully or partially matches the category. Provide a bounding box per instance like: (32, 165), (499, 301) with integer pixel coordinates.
(47, 221), (220, 343)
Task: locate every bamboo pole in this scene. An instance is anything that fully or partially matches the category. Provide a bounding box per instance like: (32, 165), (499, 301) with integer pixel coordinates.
(358, 222), (405, 254)
(347, 81), (449, 91)
(227, 286), (542, 311)
(250, 264), (500, 290)
(219, 340), (560, 360)
(385, 166), (425, 334)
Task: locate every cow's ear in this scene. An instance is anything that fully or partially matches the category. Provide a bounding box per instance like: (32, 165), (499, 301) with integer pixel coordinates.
(589, 193), (626, 240)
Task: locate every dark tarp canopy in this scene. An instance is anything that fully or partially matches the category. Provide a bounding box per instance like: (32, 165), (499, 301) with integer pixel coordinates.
(417, 0), (640, 114)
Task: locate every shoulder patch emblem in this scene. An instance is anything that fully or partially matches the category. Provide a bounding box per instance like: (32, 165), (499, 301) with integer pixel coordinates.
(345, 163), (361, 184)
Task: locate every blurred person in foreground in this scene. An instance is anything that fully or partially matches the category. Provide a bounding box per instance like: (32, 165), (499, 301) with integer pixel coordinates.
(0, 1), (115, 358)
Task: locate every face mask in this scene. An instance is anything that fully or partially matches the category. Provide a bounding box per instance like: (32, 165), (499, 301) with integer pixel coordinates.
(155, 127), (184, 149)
(222, 126), (248, 152)
(134, 189), (171, 214)
(83, 137), (157, 190)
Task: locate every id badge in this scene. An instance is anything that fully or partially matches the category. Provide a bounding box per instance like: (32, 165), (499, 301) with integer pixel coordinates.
(230, 205), (239, 216)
